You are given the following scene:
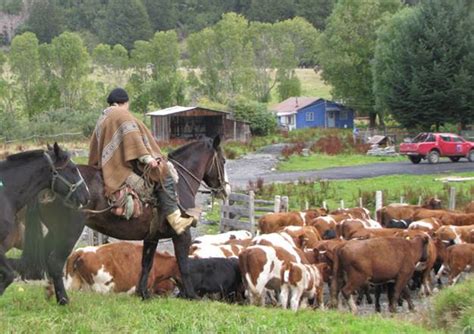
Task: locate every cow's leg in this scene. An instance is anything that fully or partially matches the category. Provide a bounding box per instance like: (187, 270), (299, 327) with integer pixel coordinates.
(289, 286), (302, 311)
(387, 283), (396, 313)
(374, 285), (383, 313)
(391, 274), (412, 313)
(401, 287), (415, 311)
(137, 239), (159, 300)
(173, 231), (197, 299)
(279, 284), (290, 309)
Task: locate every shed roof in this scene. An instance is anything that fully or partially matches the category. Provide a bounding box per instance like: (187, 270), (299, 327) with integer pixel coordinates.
(146, 106), (230, 117)
(270, 97), (320, 115)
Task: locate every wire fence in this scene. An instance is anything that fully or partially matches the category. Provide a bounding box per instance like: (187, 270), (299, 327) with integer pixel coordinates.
(0, 132), (87, 145)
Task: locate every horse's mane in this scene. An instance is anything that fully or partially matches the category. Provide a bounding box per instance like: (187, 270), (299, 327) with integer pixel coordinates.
(5, 149), (44, 162)
(168, 137), (213, 160)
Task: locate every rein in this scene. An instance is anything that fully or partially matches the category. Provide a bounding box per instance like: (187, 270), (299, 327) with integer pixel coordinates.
(168, 151), (228, 196)
(43, 152), (86, 207)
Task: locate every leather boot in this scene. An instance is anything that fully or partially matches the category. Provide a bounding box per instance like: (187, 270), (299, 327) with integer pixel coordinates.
(166, 209), (197, 235)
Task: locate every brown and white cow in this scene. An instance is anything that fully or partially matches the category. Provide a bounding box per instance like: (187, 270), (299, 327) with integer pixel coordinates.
(339, 218), (382, 240)
(330, 207), (371, 221)
(258, 209), (326, 234)
(377, 198), (442, 226)
(192, 230), (252, 245)
(308, 216), (338, 239)
(434, 225), (474, 244)
(64, 242), (178, 295)
(280, 262), (324, 311)
(189, 243), (246, 259)
(414, 210), (474, 226)
(330, 235), (429, 314)
(435, 243), (474, 285)
(408, 218), (441, 236)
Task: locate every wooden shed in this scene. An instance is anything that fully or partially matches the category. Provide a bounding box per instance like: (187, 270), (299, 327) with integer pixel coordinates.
(146, 106), (251, 142)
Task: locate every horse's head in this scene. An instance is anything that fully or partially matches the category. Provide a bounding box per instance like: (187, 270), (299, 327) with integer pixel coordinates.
(45, 143), (90, 208)
(202, 135), (231, 200)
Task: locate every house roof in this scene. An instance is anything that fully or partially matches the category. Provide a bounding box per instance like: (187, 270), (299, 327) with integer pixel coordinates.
(269, 97), (320, 116)
(146, 106), (230, 117)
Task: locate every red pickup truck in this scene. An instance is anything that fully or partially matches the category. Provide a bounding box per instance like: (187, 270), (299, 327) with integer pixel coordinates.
(399, 132), (474, 164)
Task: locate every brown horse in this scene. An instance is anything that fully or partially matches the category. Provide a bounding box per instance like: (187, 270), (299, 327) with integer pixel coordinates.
(14, 136), (229, 304)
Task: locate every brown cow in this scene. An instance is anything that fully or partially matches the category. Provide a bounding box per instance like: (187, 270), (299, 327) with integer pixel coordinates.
(339, 218), (381, 240)
(308, 216), (337, 239)
(408, 218), (441, 236)
(377, 198), (442, 226)
(330, 235), (429, 313)
(64, 242), (178, 295)
(414, 210), (474, 226)
(434, 225), (474, 244)
(465, 201), (474, 213)
(258, 209), (326, 234)
(436, 243), (474, 285)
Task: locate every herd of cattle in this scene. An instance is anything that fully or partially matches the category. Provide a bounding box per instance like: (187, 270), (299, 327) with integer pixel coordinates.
(62, 198), (474, 314)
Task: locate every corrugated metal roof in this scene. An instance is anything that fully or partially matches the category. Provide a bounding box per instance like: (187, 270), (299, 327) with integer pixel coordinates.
(270, 97), (320, 116)
(146, 106), (196, 116)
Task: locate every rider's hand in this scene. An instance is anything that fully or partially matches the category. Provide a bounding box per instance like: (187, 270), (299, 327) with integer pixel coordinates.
(148, 159), (159, 169)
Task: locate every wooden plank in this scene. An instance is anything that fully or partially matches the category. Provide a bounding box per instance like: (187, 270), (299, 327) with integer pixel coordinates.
(221, 205), (251, 217)
(221, 218), (252, 231)
(254, 207), (275, 213)
(229, 193), (251, 202)
(254, 199), (274, 205)
(249, 191), (255, 235)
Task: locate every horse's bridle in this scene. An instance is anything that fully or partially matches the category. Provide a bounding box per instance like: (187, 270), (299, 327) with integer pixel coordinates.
(43, 152), (87, 207)
(168, 151), (229, 197)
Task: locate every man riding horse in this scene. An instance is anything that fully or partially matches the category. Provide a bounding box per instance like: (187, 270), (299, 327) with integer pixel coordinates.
(88, 88), (198, 235)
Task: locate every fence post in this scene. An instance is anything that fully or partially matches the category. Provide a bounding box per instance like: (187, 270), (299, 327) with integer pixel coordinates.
(448, 187), (456, 210)
(249, 191), (255, 235)
(274, 195), (281, 213)
(375, 191), (383, 220)
(400, 196), (404, 204)
(322, 201), (327, 210)
(340, 200), (345, 209)
(220, 197), (229, 232)
(281, 196), (289, 212)
(87, 227), (94, 246)
(358, 197), (363, 208)
(418, 196), (422, 206)
(304, 200), (309, 210)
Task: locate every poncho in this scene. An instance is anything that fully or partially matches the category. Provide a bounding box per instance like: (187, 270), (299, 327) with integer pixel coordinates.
(88, 106), (163, 196)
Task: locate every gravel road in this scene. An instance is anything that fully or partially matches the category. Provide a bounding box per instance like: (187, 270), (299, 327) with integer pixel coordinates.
(227, 144), (474, 189)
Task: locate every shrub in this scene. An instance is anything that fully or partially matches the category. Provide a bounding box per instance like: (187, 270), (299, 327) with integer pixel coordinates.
(231, 99), (277, 136)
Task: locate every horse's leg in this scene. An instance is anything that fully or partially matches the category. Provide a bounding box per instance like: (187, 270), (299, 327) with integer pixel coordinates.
(173, 230), (197, 299)
(0, 250), (15, 295)
(43, 210), (85, 305)
(137, 239), (159, 300)
(0, 209), (15, 294)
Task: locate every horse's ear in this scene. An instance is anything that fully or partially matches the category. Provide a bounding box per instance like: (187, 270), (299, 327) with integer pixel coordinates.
(213, 135), (221, 149)
(53, 142), (61, 157)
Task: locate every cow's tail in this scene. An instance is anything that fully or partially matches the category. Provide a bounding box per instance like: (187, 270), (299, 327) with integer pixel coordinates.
(15, 199), (47, 280)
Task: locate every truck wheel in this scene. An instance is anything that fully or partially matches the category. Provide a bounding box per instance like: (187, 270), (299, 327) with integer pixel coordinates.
(468, 150), (474, 162)
(409, 156), (421, 164)
(449, 157), (460, 162)
(428, 150), (440, 164)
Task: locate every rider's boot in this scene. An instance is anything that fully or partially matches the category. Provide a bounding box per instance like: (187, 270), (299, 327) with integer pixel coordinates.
(155, 173), (200, 235)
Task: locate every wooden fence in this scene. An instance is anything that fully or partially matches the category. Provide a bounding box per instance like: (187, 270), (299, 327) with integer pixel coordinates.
(220, 191), (288, 235)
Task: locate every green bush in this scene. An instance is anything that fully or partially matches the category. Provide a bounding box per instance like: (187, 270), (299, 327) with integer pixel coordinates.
(231, 99), (277, 136)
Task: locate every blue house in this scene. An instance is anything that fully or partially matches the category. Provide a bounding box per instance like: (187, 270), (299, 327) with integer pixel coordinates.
(270, 97), (354, 130)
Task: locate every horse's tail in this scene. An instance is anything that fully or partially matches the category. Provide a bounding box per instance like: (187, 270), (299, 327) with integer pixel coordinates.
(18, 198), (47, 279)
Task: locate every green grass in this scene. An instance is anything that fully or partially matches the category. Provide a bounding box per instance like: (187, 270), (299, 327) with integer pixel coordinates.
(257, 172), (474, 211)
(431, 275), (474, 332)
(295, 68), (332, 99)
(0, 283), (435, 333)
(278, 153), (406, 171)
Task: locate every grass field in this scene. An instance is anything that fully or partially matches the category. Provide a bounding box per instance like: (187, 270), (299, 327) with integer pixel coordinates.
(255, 172), (474, 211)
(0, 283), (435, 333)
(278, 153), (406, 171)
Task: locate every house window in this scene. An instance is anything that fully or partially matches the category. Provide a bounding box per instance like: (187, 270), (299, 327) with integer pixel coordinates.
(305, 112), (314, 122)
(289, 116), (295, 125)
(340, 110), (348, 120)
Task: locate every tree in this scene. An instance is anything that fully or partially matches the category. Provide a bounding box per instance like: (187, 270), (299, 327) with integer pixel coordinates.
(373, 0), (474, 130)
(100, 0), (153, 50)
(46, 32), (91, 110)
(142, 0), (178, 32)
(9, 32), (42, 119)
(295, 0), (335, 30)
(23, 0), (65, 43)
(317, 0), (401, 127)
(243, 0), (295, 23)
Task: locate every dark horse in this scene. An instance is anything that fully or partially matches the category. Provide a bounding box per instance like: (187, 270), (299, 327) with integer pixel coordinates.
(16, 136), (229, 304)
(0, 143), (89, 295)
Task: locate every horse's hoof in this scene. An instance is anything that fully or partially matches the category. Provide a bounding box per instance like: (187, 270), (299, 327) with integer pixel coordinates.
(139, 289), (151, 300)
(58, 297), (69, 305)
